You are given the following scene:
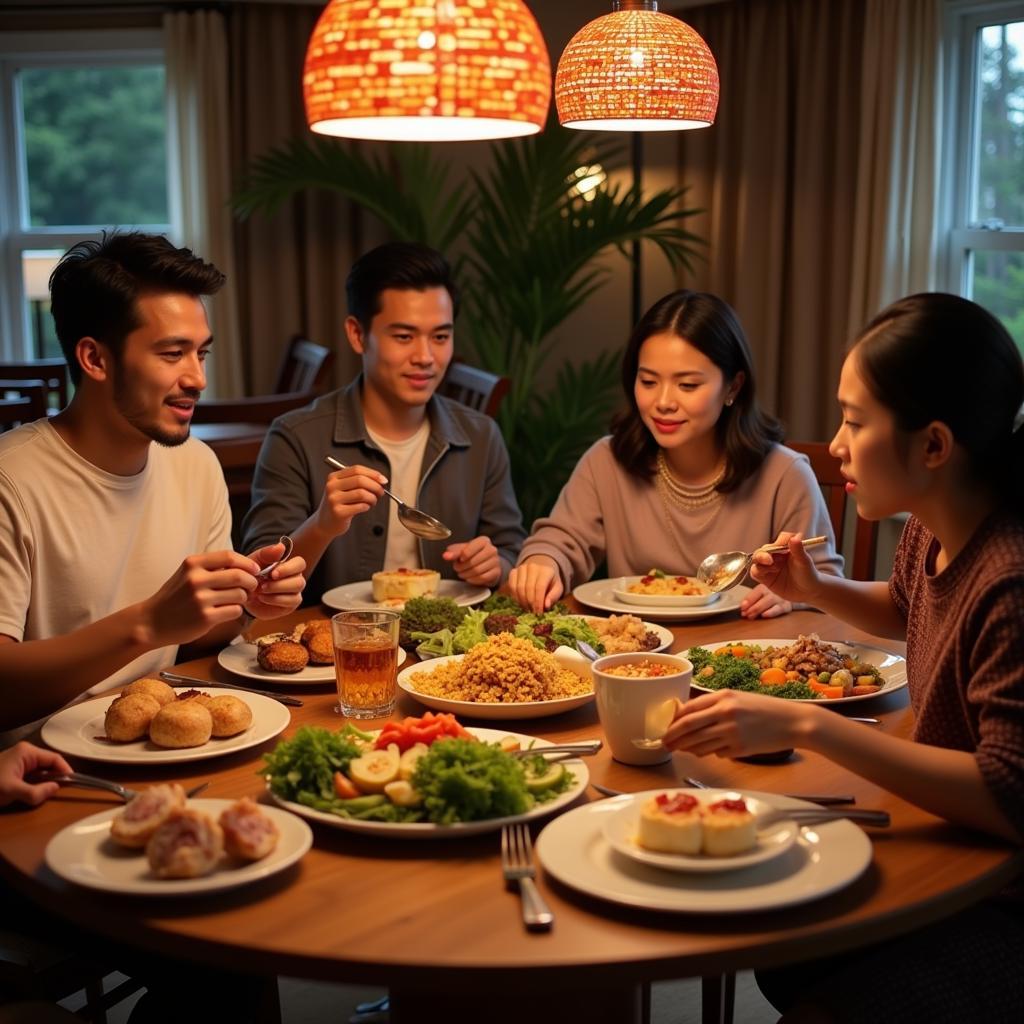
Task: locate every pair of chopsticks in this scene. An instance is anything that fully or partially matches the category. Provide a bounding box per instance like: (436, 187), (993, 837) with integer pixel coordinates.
(159, 670), (303, 707)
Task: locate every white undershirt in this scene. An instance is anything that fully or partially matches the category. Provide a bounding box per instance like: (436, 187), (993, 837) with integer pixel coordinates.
(366, 420), (430, 570)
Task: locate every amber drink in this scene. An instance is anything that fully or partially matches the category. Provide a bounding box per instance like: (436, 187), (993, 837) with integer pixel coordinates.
(331, 610), (400, 719)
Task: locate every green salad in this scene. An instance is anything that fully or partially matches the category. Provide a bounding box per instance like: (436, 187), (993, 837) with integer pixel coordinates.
(410, 593), (604, 659)
(262, 727), (572, 825)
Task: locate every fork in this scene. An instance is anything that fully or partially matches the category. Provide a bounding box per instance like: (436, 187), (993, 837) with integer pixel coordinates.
(500, 823), (554, 931)
(32, 770), (209, 803)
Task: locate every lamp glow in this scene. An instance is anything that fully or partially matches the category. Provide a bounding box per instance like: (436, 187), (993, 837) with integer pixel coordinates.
(303, 0), (551, 143)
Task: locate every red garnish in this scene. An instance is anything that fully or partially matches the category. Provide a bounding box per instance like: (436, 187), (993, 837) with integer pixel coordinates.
(655, 793), (699, 814)
(675, 576), (690, 584)
(641, 575), (654, 585)
(709, 798), (749, 814)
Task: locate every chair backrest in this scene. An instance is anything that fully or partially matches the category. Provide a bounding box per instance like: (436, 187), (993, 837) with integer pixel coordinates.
(788, 440), (879, 581)
(0, 358), (69, 411)
(438, 361), (509, 419)
(0, 380), (49, 431)
(275, 335), (335, 394)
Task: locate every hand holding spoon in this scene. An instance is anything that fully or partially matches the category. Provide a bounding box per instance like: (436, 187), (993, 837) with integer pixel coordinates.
(696, 535), (828, 593)
(324, 456), (451, 540)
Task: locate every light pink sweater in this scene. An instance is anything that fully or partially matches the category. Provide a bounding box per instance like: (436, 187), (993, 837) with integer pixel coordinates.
(518, 438), (843, 588)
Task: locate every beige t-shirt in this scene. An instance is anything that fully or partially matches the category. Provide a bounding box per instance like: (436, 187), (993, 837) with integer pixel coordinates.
(366, 420), (430, 571)
(0, 420), (232, 704)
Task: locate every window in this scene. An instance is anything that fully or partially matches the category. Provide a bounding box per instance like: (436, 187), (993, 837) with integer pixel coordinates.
(0, 30), (176, 360)
(945, 2), (1024, 348)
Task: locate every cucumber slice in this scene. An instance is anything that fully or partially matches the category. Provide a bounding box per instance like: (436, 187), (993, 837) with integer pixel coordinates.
(523, 760), (566, 793)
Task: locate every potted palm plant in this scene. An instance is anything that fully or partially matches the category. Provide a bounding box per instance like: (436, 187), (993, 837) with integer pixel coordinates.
(232, 119), (703, 525)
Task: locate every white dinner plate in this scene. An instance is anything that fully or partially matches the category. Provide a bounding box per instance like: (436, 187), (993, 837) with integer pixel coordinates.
(321, 579), (491, 612)
(612, 579), (720, 608)
(415, 616), (674, 661)
(601, 789), (798, 873)
(45, 798), (312, 896)
(218, 641), (405, 684)
(268, 726), (589, 838)
(536, 791), (872, 913)
(687, 639), (908, 705)
(397, 655), (594, 719)
(41, 689), (291, 765)
(573, 580), (753, 621)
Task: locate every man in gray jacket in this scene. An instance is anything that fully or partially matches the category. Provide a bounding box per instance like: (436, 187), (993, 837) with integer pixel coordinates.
(241, 242), (525, 598)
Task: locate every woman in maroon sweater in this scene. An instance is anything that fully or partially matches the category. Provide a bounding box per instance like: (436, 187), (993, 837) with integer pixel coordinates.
(664, 293), (1024, 1022)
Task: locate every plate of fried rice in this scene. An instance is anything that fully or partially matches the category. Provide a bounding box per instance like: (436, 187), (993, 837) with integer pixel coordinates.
(397, 633), (595, 719)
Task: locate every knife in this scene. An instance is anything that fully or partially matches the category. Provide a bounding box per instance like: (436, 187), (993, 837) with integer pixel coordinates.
(159, 670), (304, 707)
(590, 781), (856, 806)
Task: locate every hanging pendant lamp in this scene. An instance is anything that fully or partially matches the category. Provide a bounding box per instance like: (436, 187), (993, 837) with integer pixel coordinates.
(303, 0), (551, 142)
(555, 0), (719, 132)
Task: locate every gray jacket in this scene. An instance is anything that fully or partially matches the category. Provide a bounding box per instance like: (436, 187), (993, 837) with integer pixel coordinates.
(241, 376), (526, 598)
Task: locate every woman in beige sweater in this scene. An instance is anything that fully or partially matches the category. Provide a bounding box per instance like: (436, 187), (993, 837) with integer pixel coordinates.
(508, 290), (842, 616)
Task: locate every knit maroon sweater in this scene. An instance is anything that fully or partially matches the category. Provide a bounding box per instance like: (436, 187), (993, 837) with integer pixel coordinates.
(890, 513), (1024, 842)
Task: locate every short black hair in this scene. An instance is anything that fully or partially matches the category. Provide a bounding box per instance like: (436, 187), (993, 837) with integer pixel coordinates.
(49, 231), (225, 385)
(345, 242), (460, 332)
(610, 289), (783, 491)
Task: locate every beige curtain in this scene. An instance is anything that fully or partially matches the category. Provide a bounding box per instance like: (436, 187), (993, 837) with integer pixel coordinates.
(672, 0), (942, 443)
(225, 2), (361, 395)
(164, 9), (244, 398)
(848, 0), (944, 336)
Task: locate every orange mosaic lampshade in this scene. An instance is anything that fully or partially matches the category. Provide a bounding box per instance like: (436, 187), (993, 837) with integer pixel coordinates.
(303, 0), (551, 142)
(555, 1), (719, 131)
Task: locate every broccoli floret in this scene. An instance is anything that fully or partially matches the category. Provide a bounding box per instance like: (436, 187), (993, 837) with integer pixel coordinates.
(400, 597), (466, 648)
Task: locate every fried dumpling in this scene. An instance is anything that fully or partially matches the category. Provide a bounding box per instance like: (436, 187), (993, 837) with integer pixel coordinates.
(105, 693), (161, 742)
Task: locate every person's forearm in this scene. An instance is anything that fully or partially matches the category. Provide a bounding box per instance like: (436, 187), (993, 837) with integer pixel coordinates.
(807, 577), (907, 640)
(288, 515), (336, 581)
(177, 616), (244, 663)
(801, 710), (1019, 841)
(0, 605), (155, 729)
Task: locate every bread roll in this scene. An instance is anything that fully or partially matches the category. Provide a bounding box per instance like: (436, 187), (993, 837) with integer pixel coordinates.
(105, 693), (161, 742)
(110, 783), (187, 848)
(146, 808), (224, 878)
(121, 677), (176, 707)
(149, 700), (213, 748)
(206, 695), (253, 738)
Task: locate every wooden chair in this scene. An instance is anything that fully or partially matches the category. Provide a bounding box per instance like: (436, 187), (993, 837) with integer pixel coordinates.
(0, 383), (48, 432)
(0, 359), (69, 412)
(438, 361), (509, 419)
(788, 439), (880, 581)
(192, 335), (334, 426)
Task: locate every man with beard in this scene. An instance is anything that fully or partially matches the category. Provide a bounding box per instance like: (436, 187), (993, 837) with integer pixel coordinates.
(0, 232), (306, 736)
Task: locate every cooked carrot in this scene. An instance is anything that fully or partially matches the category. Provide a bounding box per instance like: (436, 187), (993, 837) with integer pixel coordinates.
(759, 667), (788, 685)
(850, 684), (881, 696)
(728, 645), (749, 658)
(809, 680), (844, 699)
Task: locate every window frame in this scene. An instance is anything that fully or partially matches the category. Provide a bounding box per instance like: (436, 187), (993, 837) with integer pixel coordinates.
(0, 29), (176, 360)
(942, 1), (1024, 299)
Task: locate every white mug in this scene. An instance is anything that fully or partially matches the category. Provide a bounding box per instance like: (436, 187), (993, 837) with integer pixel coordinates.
(592, 652), (692, 765)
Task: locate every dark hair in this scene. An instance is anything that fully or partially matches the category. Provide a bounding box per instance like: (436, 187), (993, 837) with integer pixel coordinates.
(610, 290), (783, 491)
(853, 292), (1024, 512)
(345, 242), (460, 331)
(49, 231), (225, 386)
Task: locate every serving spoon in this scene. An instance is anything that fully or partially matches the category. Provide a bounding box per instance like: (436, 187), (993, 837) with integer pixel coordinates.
(324, 456), (451, 540)
(696, 535), (828, 593)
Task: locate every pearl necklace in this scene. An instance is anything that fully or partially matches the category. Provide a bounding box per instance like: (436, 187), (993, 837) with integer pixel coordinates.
(656, 451), (725, 510)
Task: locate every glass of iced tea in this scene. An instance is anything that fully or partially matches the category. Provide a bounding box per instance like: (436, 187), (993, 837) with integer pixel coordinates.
(331, 610), (401, 719)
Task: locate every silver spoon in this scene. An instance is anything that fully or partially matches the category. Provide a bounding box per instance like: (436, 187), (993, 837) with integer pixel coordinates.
(696, 535), (828, 593)
(256, 535), (293, 579)
(324, 456), (451, 540)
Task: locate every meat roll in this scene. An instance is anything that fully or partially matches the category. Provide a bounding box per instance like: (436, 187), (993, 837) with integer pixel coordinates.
(146, 808), (224, 878)
(219, 797), (279, 860)
(109, 782), (187, 848)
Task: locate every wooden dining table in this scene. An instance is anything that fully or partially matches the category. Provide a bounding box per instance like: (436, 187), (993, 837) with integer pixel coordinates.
(2, 602), (1021, 1024)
